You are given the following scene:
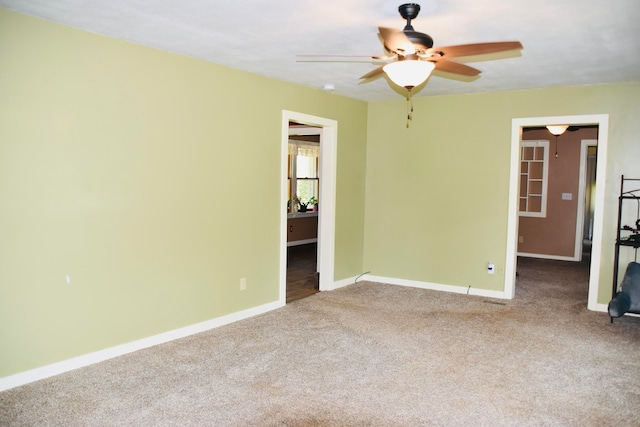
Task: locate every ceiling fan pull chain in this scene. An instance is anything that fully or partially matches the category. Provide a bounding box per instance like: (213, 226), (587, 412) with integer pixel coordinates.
(406, 89), (414, 128)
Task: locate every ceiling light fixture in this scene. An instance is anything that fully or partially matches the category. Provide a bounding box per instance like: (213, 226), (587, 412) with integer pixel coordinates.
(546, 125), (569, 136)
(383, 55), (436, 127)
(547, 125), (569, 158)
(382, 55), (435, 89)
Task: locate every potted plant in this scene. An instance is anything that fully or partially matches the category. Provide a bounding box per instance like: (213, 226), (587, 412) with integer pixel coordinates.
(291, 195), (308, 212)
(309, 197), (318, 211)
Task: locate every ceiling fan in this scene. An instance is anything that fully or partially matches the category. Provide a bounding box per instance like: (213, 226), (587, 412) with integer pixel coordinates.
(360, 3), (522, 87)
(299, 3), (523, 124)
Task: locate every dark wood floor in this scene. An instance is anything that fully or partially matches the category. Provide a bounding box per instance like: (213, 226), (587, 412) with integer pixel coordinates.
(286, 243), (319, 303)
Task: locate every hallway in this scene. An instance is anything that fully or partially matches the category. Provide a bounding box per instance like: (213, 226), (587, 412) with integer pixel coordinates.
(286, 243), (319, 303)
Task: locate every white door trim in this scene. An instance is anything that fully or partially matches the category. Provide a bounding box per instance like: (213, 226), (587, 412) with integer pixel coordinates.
(574, 139), (598, 260)
(507, 115), (609, 311)
(280, 111), (337, 304)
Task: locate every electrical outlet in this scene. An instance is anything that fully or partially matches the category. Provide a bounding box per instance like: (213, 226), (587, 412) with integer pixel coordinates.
(240, 278), (247, 291)
(65, 275), (71, 285)
(518, 236), (524, 243)
(487, 262), (495, 275)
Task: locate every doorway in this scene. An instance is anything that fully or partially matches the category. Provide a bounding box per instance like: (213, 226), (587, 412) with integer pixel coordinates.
(517, 130), (598, 262)
(579, 140), (598, 260)
(286, 123), (320, 302)
(506, 114), (609, 311)
(280, 111), (337, 305)
(286, 242), (319, 302)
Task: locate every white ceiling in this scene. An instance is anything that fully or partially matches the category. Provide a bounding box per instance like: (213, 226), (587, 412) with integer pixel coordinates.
(2, 0), (639, 102)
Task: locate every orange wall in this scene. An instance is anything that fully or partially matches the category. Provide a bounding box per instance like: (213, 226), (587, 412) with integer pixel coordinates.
(518, 127), (598, 258)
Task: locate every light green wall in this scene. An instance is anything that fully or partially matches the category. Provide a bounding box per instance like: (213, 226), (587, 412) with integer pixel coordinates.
(364, 93), (513, 290)
(2, 7), (639, 380)
(0, 9), (367, 376)
(365, 83), (640, 301)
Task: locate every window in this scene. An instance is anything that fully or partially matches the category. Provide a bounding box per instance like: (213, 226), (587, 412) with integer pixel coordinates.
(519, 140), (549, 217)
(288, 140), (319, 212)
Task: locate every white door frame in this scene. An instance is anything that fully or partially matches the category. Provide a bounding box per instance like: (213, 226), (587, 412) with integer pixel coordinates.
(506, 114), (609, 311)
(574, 139), (598, 261)
(280, 111), (337, 304)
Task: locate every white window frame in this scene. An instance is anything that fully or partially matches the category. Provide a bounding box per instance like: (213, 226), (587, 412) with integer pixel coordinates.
(519, 140), (549, 218)
(288, 140), (319, 212)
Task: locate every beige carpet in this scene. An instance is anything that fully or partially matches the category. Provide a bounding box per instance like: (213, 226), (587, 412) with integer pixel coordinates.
(2, 258), (640, 426)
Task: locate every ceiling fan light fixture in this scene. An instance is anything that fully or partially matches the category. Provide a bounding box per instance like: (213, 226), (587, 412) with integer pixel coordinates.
(546, 124), (569, 158)
(546, 125), (569, 136)
(383, 59), (435, 89)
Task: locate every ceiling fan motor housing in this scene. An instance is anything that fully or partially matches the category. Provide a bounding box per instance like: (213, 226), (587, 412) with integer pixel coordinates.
(399, 3), (421, 27)
(403, 30), (434, 50)
(399, 4), (434, 51)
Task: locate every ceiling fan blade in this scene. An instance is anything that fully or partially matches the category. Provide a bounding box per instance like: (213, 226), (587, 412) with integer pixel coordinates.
(428, 41), (522, 59)
(359, 65), (386, 80)
(296, 54), (391, 60)
(432, 59), (481, 76)
(378, 26), (415, 55)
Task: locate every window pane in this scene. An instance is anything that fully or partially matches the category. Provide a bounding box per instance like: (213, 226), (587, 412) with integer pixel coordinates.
(522, 147), (534, 160)
(529, 181), (542, 195)
(528, 195), (542, 213)
(519, 140), (549, 217)
(529, 162), (543, 179)
(296, 179), (318, 205)
(296, 155), (317, 178)
(519, 198), (527, 211)
(520, 176), (527, 195)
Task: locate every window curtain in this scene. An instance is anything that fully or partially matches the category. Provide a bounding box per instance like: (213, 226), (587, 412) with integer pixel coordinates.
(288, 140), (320, 158)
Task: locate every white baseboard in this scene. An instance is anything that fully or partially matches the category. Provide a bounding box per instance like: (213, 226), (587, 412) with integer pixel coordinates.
(286, 238), (317, 247)
(0, 300), (283, 392)
(330, 276), (359, 290)
(597, 303), (640, 317)
(595, 303), (609, 313)
(6, 272), (603, 391)
(517, 252), (580, 262)
(363, 275), (509, 300)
